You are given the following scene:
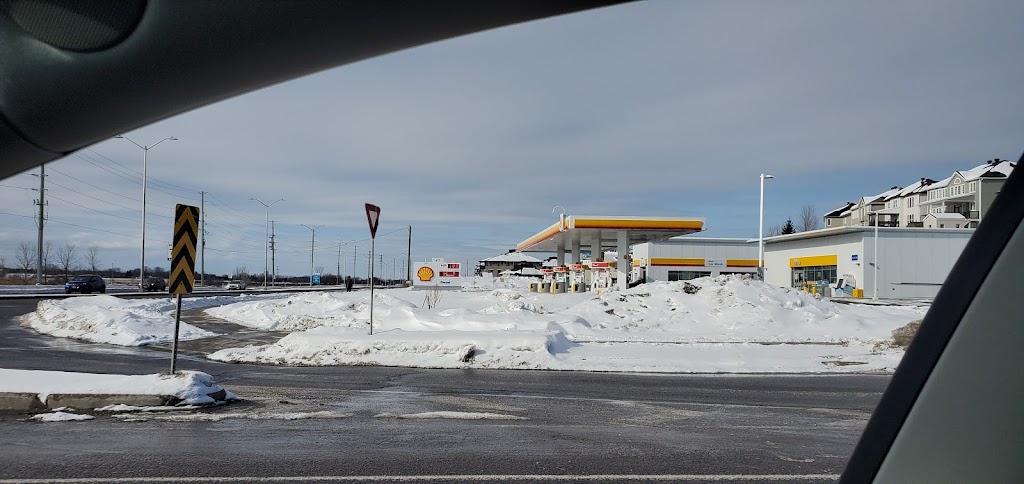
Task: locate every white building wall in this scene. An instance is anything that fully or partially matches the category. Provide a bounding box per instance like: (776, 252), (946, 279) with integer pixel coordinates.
(636, 239), (758, 282)
(763, 228), (974, 299)
(874, 229), (973, 298)
(762, 232), (865, 291)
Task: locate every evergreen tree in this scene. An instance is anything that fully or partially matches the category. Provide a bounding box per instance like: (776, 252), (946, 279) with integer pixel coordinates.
(781, 218), (796, 234)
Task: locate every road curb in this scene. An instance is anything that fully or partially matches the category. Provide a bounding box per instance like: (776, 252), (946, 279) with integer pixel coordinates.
(0, 391), (233, 414)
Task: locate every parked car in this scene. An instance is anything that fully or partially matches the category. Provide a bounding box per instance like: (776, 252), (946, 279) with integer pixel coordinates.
(223, 280), (246, 290)
(64, 275), (106, 294)
(141, 277), (166, 292)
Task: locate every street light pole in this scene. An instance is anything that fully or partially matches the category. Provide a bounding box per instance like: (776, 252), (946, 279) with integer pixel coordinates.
(869, 211), (880, 300)
(116, 135), (177, 287)
(250, 197), (283, 287)
(300, 224), (323, 287)
(758, 173), (775, 278)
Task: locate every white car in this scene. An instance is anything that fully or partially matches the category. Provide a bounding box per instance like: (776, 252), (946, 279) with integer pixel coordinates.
(223, 280), (246, 290)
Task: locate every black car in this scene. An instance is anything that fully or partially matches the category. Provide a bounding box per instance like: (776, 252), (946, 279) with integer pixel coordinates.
(142, 277), (166, 292)
(64, 275), (106, 294)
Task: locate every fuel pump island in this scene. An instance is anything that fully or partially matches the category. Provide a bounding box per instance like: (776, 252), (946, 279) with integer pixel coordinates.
(516, 215), (704, 294)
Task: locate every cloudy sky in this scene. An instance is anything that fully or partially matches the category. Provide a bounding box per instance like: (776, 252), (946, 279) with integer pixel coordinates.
(1, 0), (1022, 279)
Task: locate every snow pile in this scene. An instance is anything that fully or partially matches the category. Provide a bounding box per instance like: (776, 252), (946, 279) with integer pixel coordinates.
(0, 368), (235, 406)
(205, 290), (590, 335)
(20, 294), (280, 346)
(31, 411), (94, 422)
(566, 277), (923, 343)
(210, 327), (573, 369)
(21, 295), (214, 346)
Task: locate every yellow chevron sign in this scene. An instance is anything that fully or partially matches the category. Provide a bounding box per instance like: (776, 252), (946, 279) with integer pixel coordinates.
(170, 204), (199, 295)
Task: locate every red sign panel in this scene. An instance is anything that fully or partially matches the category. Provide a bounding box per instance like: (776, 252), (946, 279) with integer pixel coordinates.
(590, 262), (611, 269)
(365, 203), (381, 238)
(439, 271), (459, 278)
(541, 268), (554, 273)
(553, 266), (568, 272)
(447, 263), (460, 269)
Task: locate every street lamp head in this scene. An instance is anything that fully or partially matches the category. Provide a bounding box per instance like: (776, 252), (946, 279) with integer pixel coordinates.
(168, 137), (178, 141)
(114, 135), (124, 139)
(763, 174), (775, 179)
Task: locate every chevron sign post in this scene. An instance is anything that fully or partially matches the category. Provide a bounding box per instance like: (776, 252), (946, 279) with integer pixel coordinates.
(169, 204), (199, 374)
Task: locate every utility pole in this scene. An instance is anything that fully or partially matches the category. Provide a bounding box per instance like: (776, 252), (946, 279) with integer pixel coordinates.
(250, 197), (283, 288)
(270, 220), (276, 286)
(379, 254), (383, 287)
(352, 245), (357, 284)
(406, 225), (412, 285)
(337, 242), (342, 284)
(200, 191), (205, 287)
(33, 164), (46, 284)
(300, 224), (323, 287)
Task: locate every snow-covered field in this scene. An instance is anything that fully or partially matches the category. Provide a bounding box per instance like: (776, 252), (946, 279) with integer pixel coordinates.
(19, 294), (280, 346)
(205, 276), (926, 373)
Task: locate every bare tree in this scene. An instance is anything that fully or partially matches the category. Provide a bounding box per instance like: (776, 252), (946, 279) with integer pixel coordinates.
(232, 265), (248, 279)
(799, 205), (821, 232)
(56, 242), (78, 279)
(315, 265), (325, 275)
(16, 242), (34, 273)
(87, 246), (101, 272)
(765, 225), (782, 237)
(0, 255), (5, 277)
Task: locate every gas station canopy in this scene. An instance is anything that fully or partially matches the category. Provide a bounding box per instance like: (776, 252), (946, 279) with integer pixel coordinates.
(515, 216), (704, 254)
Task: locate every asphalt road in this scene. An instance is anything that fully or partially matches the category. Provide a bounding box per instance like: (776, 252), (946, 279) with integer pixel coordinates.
(0, 298), (888, 483)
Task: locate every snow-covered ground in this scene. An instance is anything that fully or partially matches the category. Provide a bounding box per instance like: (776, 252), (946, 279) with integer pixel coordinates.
(0, 369), (234, 406)
(19, 294), (280, 346)
(205, 276), (926, 373)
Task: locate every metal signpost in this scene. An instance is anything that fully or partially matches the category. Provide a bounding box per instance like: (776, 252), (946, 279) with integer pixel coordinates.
(365, 203), (381, 335)
(169, 204), (199, 374)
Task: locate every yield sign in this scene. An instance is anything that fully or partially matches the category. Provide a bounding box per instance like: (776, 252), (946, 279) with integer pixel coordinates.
(365, 203), (381, 239)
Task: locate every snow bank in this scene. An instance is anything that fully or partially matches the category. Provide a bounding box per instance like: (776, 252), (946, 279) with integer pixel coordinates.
(0, 369), (234, 406)
(205, 276), (924, 372)
(209, 327), (573, 368)
(20, 294), (280, 346)
(565, 277), (925, 343)
(20, 296), (214, 346)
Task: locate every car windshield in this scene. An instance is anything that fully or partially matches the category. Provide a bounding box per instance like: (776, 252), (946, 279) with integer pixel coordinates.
(0, 2), (1020, 482)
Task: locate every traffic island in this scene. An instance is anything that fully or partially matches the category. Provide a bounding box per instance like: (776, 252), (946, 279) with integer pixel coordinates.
(0, 369), (236, 415)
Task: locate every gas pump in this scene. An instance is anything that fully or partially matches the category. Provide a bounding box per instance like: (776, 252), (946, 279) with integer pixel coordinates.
(541, 268), (553, 293)
(552, 266), (568, 293)
(590, 261), (612, 294)
(569, 264), (585, 293)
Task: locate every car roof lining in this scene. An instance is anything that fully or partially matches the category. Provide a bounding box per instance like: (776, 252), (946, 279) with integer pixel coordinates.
(0, 0), (628, 179)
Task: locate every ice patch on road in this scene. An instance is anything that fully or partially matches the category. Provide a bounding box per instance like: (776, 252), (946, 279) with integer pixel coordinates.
(115, 410), (353, 421)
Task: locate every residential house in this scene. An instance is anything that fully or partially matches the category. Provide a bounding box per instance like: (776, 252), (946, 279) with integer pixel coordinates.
(919, 159), (1015, 228)
(823, 159), (1015, 229)
(478, 251), (543, 277)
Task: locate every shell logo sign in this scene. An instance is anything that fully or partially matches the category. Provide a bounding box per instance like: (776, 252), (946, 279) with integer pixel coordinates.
(417, 266), (435, 282)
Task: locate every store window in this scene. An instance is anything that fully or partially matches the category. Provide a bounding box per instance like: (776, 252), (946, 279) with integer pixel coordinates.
(668, 270), (711, 281)
(790, 265), (837, 287)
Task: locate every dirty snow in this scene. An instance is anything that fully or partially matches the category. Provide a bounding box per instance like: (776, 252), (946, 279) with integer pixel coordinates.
(20, 294), (278, 346)
(0, 368), (234, 406)
(206, 276), (926, 373)
(31, 411), (95, 422)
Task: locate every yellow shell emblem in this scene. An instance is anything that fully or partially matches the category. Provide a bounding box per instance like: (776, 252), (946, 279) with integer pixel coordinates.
(417, 266), (435, 282)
